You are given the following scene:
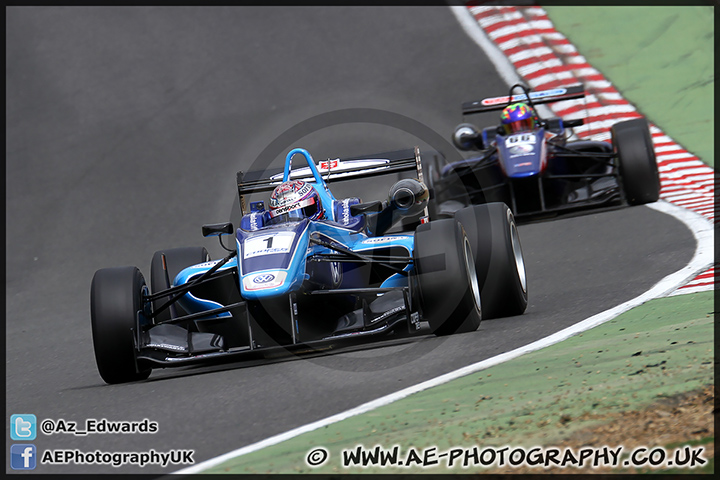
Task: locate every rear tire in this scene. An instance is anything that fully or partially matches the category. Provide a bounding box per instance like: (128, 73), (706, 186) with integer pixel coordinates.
(150, 247), (210, 323)
(455, 203), (528, 319)
(414, 219), (482, 336)
(612, 118), (660, 205)
(91, 266), (151, 384)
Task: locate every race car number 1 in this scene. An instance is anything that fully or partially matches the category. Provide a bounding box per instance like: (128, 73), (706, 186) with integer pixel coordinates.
(244, 232), (295, 258)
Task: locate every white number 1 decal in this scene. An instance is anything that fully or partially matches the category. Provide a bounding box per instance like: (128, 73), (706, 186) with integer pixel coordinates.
(244, 232), (295, 259)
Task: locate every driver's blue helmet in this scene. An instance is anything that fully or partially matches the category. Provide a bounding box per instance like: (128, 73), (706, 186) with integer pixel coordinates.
(268, 180), (323, 225)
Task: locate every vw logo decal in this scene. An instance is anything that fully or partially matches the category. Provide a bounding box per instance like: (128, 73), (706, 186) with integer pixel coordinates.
(253, 273), (276, 284)
(330, 261), (342, 287)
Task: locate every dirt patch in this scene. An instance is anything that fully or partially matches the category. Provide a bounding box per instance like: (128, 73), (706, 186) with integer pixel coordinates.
(486, 384), (715, 474)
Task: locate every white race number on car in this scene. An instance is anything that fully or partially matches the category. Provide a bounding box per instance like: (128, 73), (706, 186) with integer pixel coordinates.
(505, 134), (537, 146)
(243, 232), (295, 259)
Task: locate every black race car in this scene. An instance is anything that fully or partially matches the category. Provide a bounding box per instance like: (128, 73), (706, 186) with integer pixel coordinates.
(428, 84), (660, 220)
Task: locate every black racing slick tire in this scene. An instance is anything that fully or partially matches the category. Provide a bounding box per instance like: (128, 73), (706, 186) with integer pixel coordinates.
(90, 266), (151, 384)
(150, 247), (210, 323)
(413, 218), (482, 336)
(612, 118), (660, 205)
(455, 203), (528, 319)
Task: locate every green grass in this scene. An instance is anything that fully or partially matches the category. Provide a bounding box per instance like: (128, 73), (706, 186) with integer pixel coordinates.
(545, 6), (714, 167)
(205, 291), (713, 474)
(620, 436), (714, 475)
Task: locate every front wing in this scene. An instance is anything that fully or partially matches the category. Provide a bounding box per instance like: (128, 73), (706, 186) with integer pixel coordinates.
(134, 253), (424, 368)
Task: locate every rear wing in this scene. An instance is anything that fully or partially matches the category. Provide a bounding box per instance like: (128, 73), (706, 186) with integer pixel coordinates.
(236, 147), (425, 215)
(462, 84), (585, 115)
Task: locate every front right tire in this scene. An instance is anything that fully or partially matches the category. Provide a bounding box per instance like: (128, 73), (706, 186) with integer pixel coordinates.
(90, 266), (151, 384)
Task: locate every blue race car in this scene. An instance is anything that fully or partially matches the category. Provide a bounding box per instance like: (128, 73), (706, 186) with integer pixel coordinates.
(429, 83), (660, 220)
(90, 147), (527, 384)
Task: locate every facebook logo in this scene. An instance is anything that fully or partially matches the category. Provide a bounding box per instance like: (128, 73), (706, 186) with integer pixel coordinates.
(10, 414), (36, 440)
(11, 444), (37, 470)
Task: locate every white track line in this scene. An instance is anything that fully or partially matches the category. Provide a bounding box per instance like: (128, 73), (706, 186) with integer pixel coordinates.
(169, 7), (715, 476)
(451, 5), (521, 86)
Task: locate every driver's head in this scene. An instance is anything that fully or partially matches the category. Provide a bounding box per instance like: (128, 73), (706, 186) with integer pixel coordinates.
(500, 103), (538, 134)
(268, 180), (323, 224)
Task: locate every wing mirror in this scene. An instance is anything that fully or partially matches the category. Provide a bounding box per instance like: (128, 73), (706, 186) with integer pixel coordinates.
(452, 123), (484, 151)
(202, 222), (235, 253)
(202, 222), (234, 237)
(388, 178), (429, 217)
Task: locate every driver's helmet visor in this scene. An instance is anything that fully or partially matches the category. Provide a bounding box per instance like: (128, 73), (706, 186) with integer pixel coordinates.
(267, 196), (319, 225)
(503, 117), (536, 135)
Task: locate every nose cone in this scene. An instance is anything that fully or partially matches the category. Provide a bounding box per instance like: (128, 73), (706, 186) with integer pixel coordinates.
(499, 130), (545, 178)
(241, 270), (291, 299)
(505, 146), (542, 178)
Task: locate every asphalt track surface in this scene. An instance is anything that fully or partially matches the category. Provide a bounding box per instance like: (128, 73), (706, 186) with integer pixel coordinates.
(5, 7), (695, 475)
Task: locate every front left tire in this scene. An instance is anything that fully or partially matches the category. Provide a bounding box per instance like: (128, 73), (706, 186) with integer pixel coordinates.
(455, 202), (528, 319)
(413, 218), (482, 336)
(612, 118), (660, 205)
